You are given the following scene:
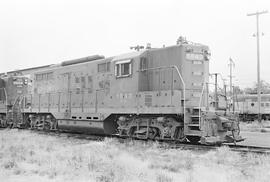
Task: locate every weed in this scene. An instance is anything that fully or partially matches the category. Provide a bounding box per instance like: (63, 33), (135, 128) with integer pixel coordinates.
(156, 173), (173, 182)
(3, 160), (17, 169)
(0, 129), (270, 182)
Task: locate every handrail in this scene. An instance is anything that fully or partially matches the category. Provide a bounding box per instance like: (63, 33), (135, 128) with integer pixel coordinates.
(11, 95), (20, 110)
(3, 88), (8, 120)
(20, 96), (25, 124)
(11, 95), (20, 124)
(199, 81), (206, 129)
(173, 66), (186, 123)
(139, 65), (186, 122)
(24, 65), (186, 121)
(12, 95), (24, 124)
(0, 88), (8, 121)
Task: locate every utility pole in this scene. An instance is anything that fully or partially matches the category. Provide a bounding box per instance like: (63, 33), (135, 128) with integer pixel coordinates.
(228, 58), (235, 111)
(206, 82), (209, 111)
(247, 10), (268, 122)
(214, 73), (218, 110)
(228, 58), (235, 96)
(232, 86), (235, 113)
(224, 84), (227, 113)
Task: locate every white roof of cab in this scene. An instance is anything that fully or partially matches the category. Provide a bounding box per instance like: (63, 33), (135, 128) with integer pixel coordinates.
(112, 51), (144, 62)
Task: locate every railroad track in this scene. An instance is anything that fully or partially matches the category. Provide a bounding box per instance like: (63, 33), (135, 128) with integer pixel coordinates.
(163, 142), (270, 154)
(3, 128), (270, 154)
(223, 144), (270, 154)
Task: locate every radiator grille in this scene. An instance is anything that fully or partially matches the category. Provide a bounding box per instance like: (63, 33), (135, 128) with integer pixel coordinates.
(145, 94), (152, 107)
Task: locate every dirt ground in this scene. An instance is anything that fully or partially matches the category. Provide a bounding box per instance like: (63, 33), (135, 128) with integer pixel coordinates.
(239, 131), (270, 148)
(240, 120), (270, 133)
(239, 120), (270, 147)
(0, 129), (270, 182)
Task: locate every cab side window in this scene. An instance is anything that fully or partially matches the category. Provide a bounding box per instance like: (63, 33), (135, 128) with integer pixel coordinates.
(115, 60), (132, 78)
(140, 57), (148, 70)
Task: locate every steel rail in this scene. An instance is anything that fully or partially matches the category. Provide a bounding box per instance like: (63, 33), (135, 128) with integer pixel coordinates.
(20, 129), (270, 154)
(222, 144), (270, 154)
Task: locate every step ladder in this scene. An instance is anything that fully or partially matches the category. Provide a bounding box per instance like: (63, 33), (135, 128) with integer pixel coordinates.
(187, 107), (201, 131)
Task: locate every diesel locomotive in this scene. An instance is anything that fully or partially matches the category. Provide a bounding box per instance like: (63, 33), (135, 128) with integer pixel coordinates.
(0, 39), (243, 144)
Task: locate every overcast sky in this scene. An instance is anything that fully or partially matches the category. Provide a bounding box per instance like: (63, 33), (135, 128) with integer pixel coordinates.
(0, 0), (269, 88)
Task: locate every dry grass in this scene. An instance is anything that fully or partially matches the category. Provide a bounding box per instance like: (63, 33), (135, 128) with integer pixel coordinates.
(0, 129), (270, 182)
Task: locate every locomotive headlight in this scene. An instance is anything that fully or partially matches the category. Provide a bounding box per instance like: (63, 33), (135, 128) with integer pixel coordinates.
(118, 116), (126, 122)
(203, 50), (211, 61)
(157, 117), (165, 122)
(222, 122), (232, 129)
(24, 79), (28, 85)
(219, 116), (232, 129)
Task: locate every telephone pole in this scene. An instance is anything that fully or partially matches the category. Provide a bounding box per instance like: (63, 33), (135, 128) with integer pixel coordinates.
(214, 73), (218, 110)
(228, 58), (235, 111)
(224, 83), (228, 113)
(247, 10), (268, 122)
(228, 58), (235, 96)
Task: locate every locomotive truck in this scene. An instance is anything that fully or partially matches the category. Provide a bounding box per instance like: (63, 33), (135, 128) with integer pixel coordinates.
(0, 39), (243, 144)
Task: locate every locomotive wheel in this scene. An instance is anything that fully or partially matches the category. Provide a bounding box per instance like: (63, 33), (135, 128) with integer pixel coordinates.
(148, 127), (159, 139)
(186, 136), (201, 144)
(174, 127), (186, 142)
(127, 127), (136, 137)
(127, 126), (160, 139)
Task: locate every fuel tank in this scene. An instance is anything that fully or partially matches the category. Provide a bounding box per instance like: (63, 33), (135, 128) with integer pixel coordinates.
(57, 119), (105, 134)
